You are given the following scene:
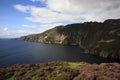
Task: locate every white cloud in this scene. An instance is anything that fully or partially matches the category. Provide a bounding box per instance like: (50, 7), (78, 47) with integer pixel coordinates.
(14, 4), (29, 13)
(14, 4), (85, 23)
(22, 23), (63, 33)
(0, 27), (29, 38)
(14, 0), (120, 23)
(22, 24), (38, 29)
(2, 27), (8, 31)
(30, 0), (46, 2)
(15, 0), (92, 23)
(46, 0), (120, 21)
(47, 0), (120, 13)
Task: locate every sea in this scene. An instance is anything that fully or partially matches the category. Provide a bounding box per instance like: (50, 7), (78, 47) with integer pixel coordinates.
(0, 39), (119, 66)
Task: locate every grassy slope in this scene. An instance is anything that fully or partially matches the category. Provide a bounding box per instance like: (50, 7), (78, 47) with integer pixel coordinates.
(0, 62), (120, 80)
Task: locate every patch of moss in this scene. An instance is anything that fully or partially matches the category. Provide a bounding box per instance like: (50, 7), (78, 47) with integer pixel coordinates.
(68, 62), (80, 68)
(68, 62), (89, 69)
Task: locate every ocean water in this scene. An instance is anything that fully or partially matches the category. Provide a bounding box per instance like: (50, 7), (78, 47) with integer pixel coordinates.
(0, 39), (119, 66)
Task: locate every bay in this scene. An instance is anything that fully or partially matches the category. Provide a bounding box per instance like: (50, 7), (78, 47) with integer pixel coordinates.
(0, 39), (119, 66)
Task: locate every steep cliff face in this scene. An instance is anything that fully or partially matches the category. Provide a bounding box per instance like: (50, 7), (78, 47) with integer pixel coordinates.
(18, 19), (120, 59)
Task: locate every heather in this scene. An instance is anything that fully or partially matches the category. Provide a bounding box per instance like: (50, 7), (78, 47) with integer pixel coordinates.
(0, 62), (120, 80)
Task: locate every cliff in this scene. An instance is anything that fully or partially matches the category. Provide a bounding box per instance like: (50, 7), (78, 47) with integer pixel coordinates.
(18, 19), (120, 59)
(0, 62), (120, 80)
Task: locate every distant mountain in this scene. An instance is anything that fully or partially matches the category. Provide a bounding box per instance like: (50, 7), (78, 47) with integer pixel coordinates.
(18, 19), (120, 59)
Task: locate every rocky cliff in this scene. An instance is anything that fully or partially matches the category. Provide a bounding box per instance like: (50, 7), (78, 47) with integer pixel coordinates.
(18, 19), (120, 59)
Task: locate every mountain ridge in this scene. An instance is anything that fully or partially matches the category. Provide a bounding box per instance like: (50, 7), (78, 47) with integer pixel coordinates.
(18, 19), (120, 59)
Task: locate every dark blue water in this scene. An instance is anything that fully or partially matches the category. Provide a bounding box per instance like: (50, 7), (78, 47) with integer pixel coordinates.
(0, 39), (119, 66)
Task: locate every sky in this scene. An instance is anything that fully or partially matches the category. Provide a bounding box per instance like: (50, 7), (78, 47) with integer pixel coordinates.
(0, 0), (120, 38)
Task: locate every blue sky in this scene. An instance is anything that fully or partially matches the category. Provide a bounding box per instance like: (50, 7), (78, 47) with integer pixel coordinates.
(0, 0), (120, 38)
(0, 0), (48, 38)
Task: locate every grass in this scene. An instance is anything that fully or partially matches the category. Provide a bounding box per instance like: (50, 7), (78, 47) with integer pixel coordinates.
(68, 62), (80, 68)
(68, 62), (89, 69)
(7, 76), (14, 80)
(0, 62), (120, 80)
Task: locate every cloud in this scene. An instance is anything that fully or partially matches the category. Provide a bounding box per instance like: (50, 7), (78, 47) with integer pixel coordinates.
(26, 11), (84, 23)
(47, 0), (120, 13)
(14, 0), (120, 23)
(46, 0), (120, 21)
(14, 4), (29, 13)
(15, 0), (120, 23)
(30, 0), (46, 2)
(22, 24), (38, 29)
(14, 4), (85, 23)
(0, 27), (29, 38)
(22, 23), (63, 33)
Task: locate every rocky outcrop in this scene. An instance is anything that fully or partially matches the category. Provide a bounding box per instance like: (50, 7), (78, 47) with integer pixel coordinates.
(18, 19), (120, 59)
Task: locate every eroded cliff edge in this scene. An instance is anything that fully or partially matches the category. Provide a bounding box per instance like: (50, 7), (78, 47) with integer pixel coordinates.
(18, 19), (120, 59)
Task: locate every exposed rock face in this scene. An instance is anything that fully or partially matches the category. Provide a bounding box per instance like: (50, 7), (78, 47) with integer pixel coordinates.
(18, 19), (120, 59)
